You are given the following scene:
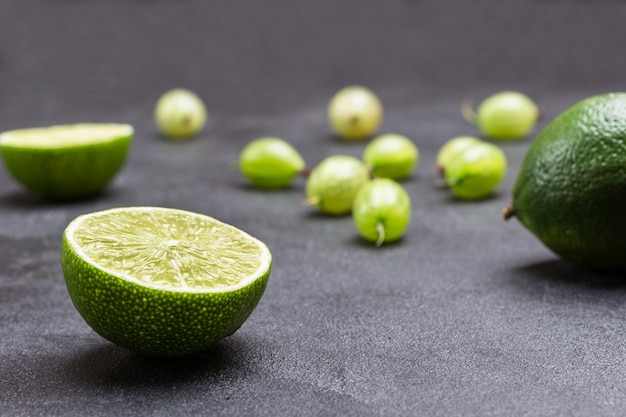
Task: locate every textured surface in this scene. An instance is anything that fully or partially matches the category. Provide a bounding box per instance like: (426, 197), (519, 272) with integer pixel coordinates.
(3, 0), (626, 416)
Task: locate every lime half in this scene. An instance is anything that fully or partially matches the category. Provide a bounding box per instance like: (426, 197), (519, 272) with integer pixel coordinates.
(0, 123), (132, 200)
(61, 206), (272, 357)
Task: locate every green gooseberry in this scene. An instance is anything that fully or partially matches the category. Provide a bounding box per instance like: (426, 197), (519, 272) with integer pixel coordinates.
(238, 137), (306, 189)
(305, 155), (370, 215)
(154, 88), (207, 139)
(471, 91), (539, 141)
(444, 142), (507, 200)
(435, 136), (481, 176)
(352, 178), (411, 246)
(363, 133), (419, 180)
(327, 86), (383, 141)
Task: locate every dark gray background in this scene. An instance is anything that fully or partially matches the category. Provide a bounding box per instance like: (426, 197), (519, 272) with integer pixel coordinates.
(2, 1), (626, 416)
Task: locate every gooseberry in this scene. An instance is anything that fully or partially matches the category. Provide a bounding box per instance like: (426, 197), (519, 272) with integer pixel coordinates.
(465, 91), (539, 140)
(305, 155), (370, 215)
(154, 88), (207, 139)
(363, 133), (418, 180)
(239, 137), (306, 189)
(327, 86), (383, 141)
(352, 178), (411, 246)
(435, 136), (481, 176)
(444, 141), (507, 200)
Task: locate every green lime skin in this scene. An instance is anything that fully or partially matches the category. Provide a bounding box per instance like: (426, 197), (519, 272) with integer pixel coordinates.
(508, 93), (626, 270)
(352, 178), (411, 246)
(445, 142), (507, 200)
(327, 86), (383, 141)
(363, 134), (419, 180)
(476, 91), (539, 141)
(435, 136), (481, 176)
(239, 137), (305, 189)
(0, 127), (132, 200)
(61, 234), (271, 357)
(306, 155), (370, 215)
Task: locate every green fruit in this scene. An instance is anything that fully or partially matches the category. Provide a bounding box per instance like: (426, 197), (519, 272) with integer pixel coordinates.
(61, 206), (272, 357)
(154, 88), (207, 139)
(305, 155), (370, 215)
(505, 93), (626, 270)
(435, 136), (481, 176)
(327, 86), (383, 141)
(474, 91), (539, 140)
(0, 123), (133, 200)
(352, 178), (411, 246)
(362, 134), (419, 180)
(444, 141), (507, 200)
(239, 137), (305, 189)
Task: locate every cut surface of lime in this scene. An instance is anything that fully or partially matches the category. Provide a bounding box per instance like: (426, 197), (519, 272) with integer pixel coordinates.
(0, 123), (132, 200)
(69, 207), (269, 291)
(61, 207), (272, 356)
(0, 123), (133, 147)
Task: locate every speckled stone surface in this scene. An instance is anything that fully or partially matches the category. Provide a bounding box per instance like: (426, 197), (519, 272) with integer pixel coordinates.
(2, 1), (626, 416)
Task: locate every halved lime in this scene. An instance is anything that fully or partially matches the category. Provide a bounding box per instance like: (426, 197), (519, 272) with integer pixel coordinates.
(0, 123), (133, 200)
(61, 207), (272, 357)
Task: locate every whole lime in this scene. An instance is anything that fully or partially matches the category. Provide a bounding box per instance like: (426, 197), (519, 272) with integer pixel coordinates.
(505, 93), (626, 270)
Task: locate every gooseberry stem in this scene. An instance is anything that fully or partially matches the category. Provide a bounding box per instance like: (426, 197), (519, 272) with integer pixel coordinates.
(300, 196), (319, 207)
(375, 222), (385, 247)
(433, 178), (450, 189)
(461, 98), (477, 125)
(538, 105), (546, 122)
(301, 166), (312, 177)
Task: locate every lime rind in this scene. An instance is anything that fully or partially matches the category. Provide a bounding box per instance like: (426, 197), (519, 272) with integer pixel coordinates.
(62, 233), (271, 356)
(64, 207), (272, 294)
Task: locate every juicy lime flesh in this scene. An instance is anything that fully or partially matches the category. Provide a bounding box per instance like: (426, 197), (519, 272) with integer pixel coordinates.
(69, 208), (266, 291)
(0, 124), (133, 148)
(511, 93), (626, 269)
(62, 207), (272, 356)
